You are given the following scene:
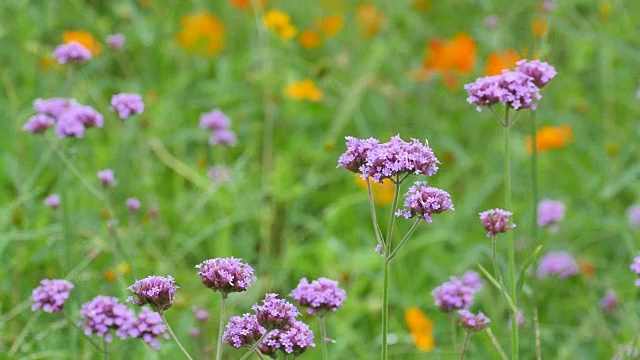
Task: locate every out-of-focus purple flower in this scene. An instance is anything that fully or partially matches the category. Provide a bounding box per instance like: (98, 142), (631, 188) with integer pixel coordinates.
(78, 296), (136, 342)
(432, 277), (474, 312)
(464, 70), (542, 112)
(209, 129), (237, 147)
(537, 251), (579, 279)
(290, 277), (347, 315)
(208, 166), (232, 185)
(484, 15), (499, 29)
(515, 59), (557, 88)
(196, 257), (256, 295)
(43, 194), (61, 210)
(600, 289), (618, 313)
(110, 93), (144, 119)
(193, 306), (209, 322)
(70, 105), (103, 128)
(107, 34), (125, 50)
(508, 310), (525, 329)
(537, 199), (565, 231)
(127, 275), (178, 313)
(259, 321), (315, 357)
(53, 41), (92, 64)
(479, 208), (516, 238)
(188, 327), (201, 337)
(200, 109), (230, 130)
(337, 136), (380, 174)
(34, 98), (78, 118)
(97, 169), (116, 188)
(360, 135), (440, 183)
(461, 271), (484, 292)
(630, 255), (640, 287)
(252, 293), (300, 330)
(223, 314), (266, 349)
(128, 308), (168, 349)
(23, 114), (55, 133)
(395, 181), (454, 222)
(126, 198), (141, 213)
(458, 310), (490, 332)
(628, 205), (640, 229)
(55, 114), (85, 139)
(542, 0), (555, 12)
(31, 279), (73, 313)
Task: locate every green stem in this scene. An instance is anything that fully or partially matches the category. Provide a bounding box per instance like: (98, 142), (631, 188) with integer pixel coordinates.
(531, 110), (538, 246)
(387, 218), (421, 261)
(385, 175), (402, 252)
(460, 331), (472, 360)
(504, 123), (519, 360)
(366, 177), (385, 252)
(103, 338), (109, 360)
(161, 313), (194, 360)
(319, 316), (329, 360)
(381, 258), (390, 360)
(451, 312), (458, 348)
(491, 236), (501, 282)
(216, 294), (228, 360)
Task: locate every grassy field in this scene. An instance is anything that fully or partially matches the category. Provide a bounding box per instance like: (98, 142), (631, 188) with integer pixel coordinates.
(2, 0), (640, 359)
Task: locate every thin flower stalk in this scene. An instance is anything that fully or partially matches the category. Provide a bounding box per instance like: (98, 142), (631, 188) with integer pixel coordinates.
(460, 331), (472, 360)
(319, 316), (329, 360)
(160, 314), (194, 360)
(216, 294), (228, 360)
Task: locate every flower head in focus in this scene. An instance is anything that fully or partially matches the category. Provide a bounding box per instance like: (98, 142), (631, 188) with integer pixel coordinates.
(396, 181), (454, 223)
(128, 275), (178, 313)
(479, 208), (516, 238)
(196, 257), (256, 295)
(290, 277), (346, 315)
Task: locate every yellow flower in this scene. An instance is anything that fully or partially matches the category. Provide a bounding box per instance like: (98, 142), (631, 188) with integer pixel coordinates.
(263, 10), (297, 40)
(299, 29), (322, 49)
(175, 13), (225, 56)
(405, 307), (435, 352)
(356, 3), (385, 38)
(63, 30), (102, 56)
(39, 56), (54, 70)
(285, 79), (323, 101)
(117, 262), (131, 275)
(316, 15), (343, 37)
(355, 175), (394, 206)
(526, 124), (573, 154)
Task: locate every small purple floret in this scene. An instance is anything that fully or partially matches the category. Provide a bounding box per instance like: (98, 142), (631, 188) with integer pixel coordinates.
(432, 277), (474, 312)
(252, 293), (300, 330)
(290, 277), (347, 315)
(537, 251), (579, 279)
(107, 34), (125, 50)
(259, 321), (315, 357)
(200, 109), (231, 131)
(223, 314), (266, 349)
(43, 194), (61, 210)
(458, 310), (490, 332)
(395, 181), (454, 222)
(127, 275), (178, 313)
(111, 93), (144, 119)
(479, 208), (516, 237)
(515, 59), (557, 88)
(31, 279), (73, 313)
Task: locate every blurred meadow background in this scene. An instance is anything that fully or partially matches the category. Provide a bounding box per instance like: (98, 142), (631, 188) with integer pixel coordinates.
(2, 0), (640, 358)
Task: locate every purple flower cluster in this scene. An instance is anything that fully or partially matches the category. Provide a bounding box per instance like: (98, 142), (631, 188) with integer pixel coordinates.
(196, 257), (256, 295)
(23, 98), (103, 138)
(290, 277), (347, 315)
(200, 109), (237, 147)
(259, 321), (315, 358)
(128, 308), (169, 349)
(78, 296), (136, 342)
(395, 181), (454, 222)
(600, 289), (618, 313)
(128, 275), (178, 313)
(252, 293), (300, 330)
(97, 169), (116, 188)
(537, 251), (579, 279)
(43, 194), (61, 210)
(630, 255), (640, 286)
(458, 310), (490, 332)
(628, 205), (640, 229)
(53, 41), (92, 64)
(107, 34), (125, 50)
(338, 135), (440, 183)
(110, 93), (144, 119)
(31, 279), (74, 313)
(432, 277), (475, 312)
(479, 208), (516, 238)
(537, 199), (565, 230)
(464, 59), (556, 112)
(223, 314), (266, 349)
(126, 198), (141, 213)
(461, 271), (485, 292)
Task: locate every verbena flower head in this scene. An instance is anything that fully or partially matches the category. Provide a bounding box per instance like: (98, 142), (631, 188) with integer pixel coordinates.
(630, 255), (640, 286)
(70, 105), (104, 128)
(126, 198), (141, 213)
(537, 251), (579, 279)
(200, 109), (230, 130)
(43, 194), (61, 210)
(515, 59), (557, 88)
(128, 308), (169, 349)
(110, 93), (144, 119)
(53, 41), (92, 64)
(537, 199), (565, 230)
(290, 277), (347, 315)
(432, 277), (474, 312)
(31, 279), (73, 313)
(34, 98), (78, 118)
(195, 257), (256, 295)
(628, 205), (640, 229)
(458, 310), (490, 332)
(461, 271), (484, 292)
(464, 70), (541, 111)
(23, 114), (55, 133)
(55, 113), (86, 139)
(337, 136), (379, 174)
(360, 135), (440, 183)
(479, 208), (516, 237)
(395, 181), (454, 222)
(600, 289), (618, 313)
(128, 275), (178, 313)
(252, 293), (300, 330)
(259, 321), (315, 358)
(78, 296), (136, 342)
(223, 314), (266, 349)
(97, 169), (116, 188)
(107, 34), (125, 50)
(209, 129), (237, 147)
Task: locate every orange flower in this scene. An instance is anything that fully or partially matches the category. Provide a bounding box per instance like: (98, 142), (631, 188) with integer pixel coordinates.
(299, 29), (322, 49)
(526, 125), (573, 154)
(176, 13), (225, 56)
(413, 0), (431, 11)
(356, 3), (385, 38)
(229, 0), (268, 11)
(413, 33), (476, 89)
(39, 56), (55, 70)
(104, 269), (116, 283)
(263, 10), (297, 40)
(285, 79), (323, 101)
(354, 175), (394, 206)
(485, 49), (521, 75)
(532, 18), (548, 38)
(63, 30), (101, 56)
(316, 15), (344, 37)
(405, 307), (435, 352)
(578, 257), (596, 280)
